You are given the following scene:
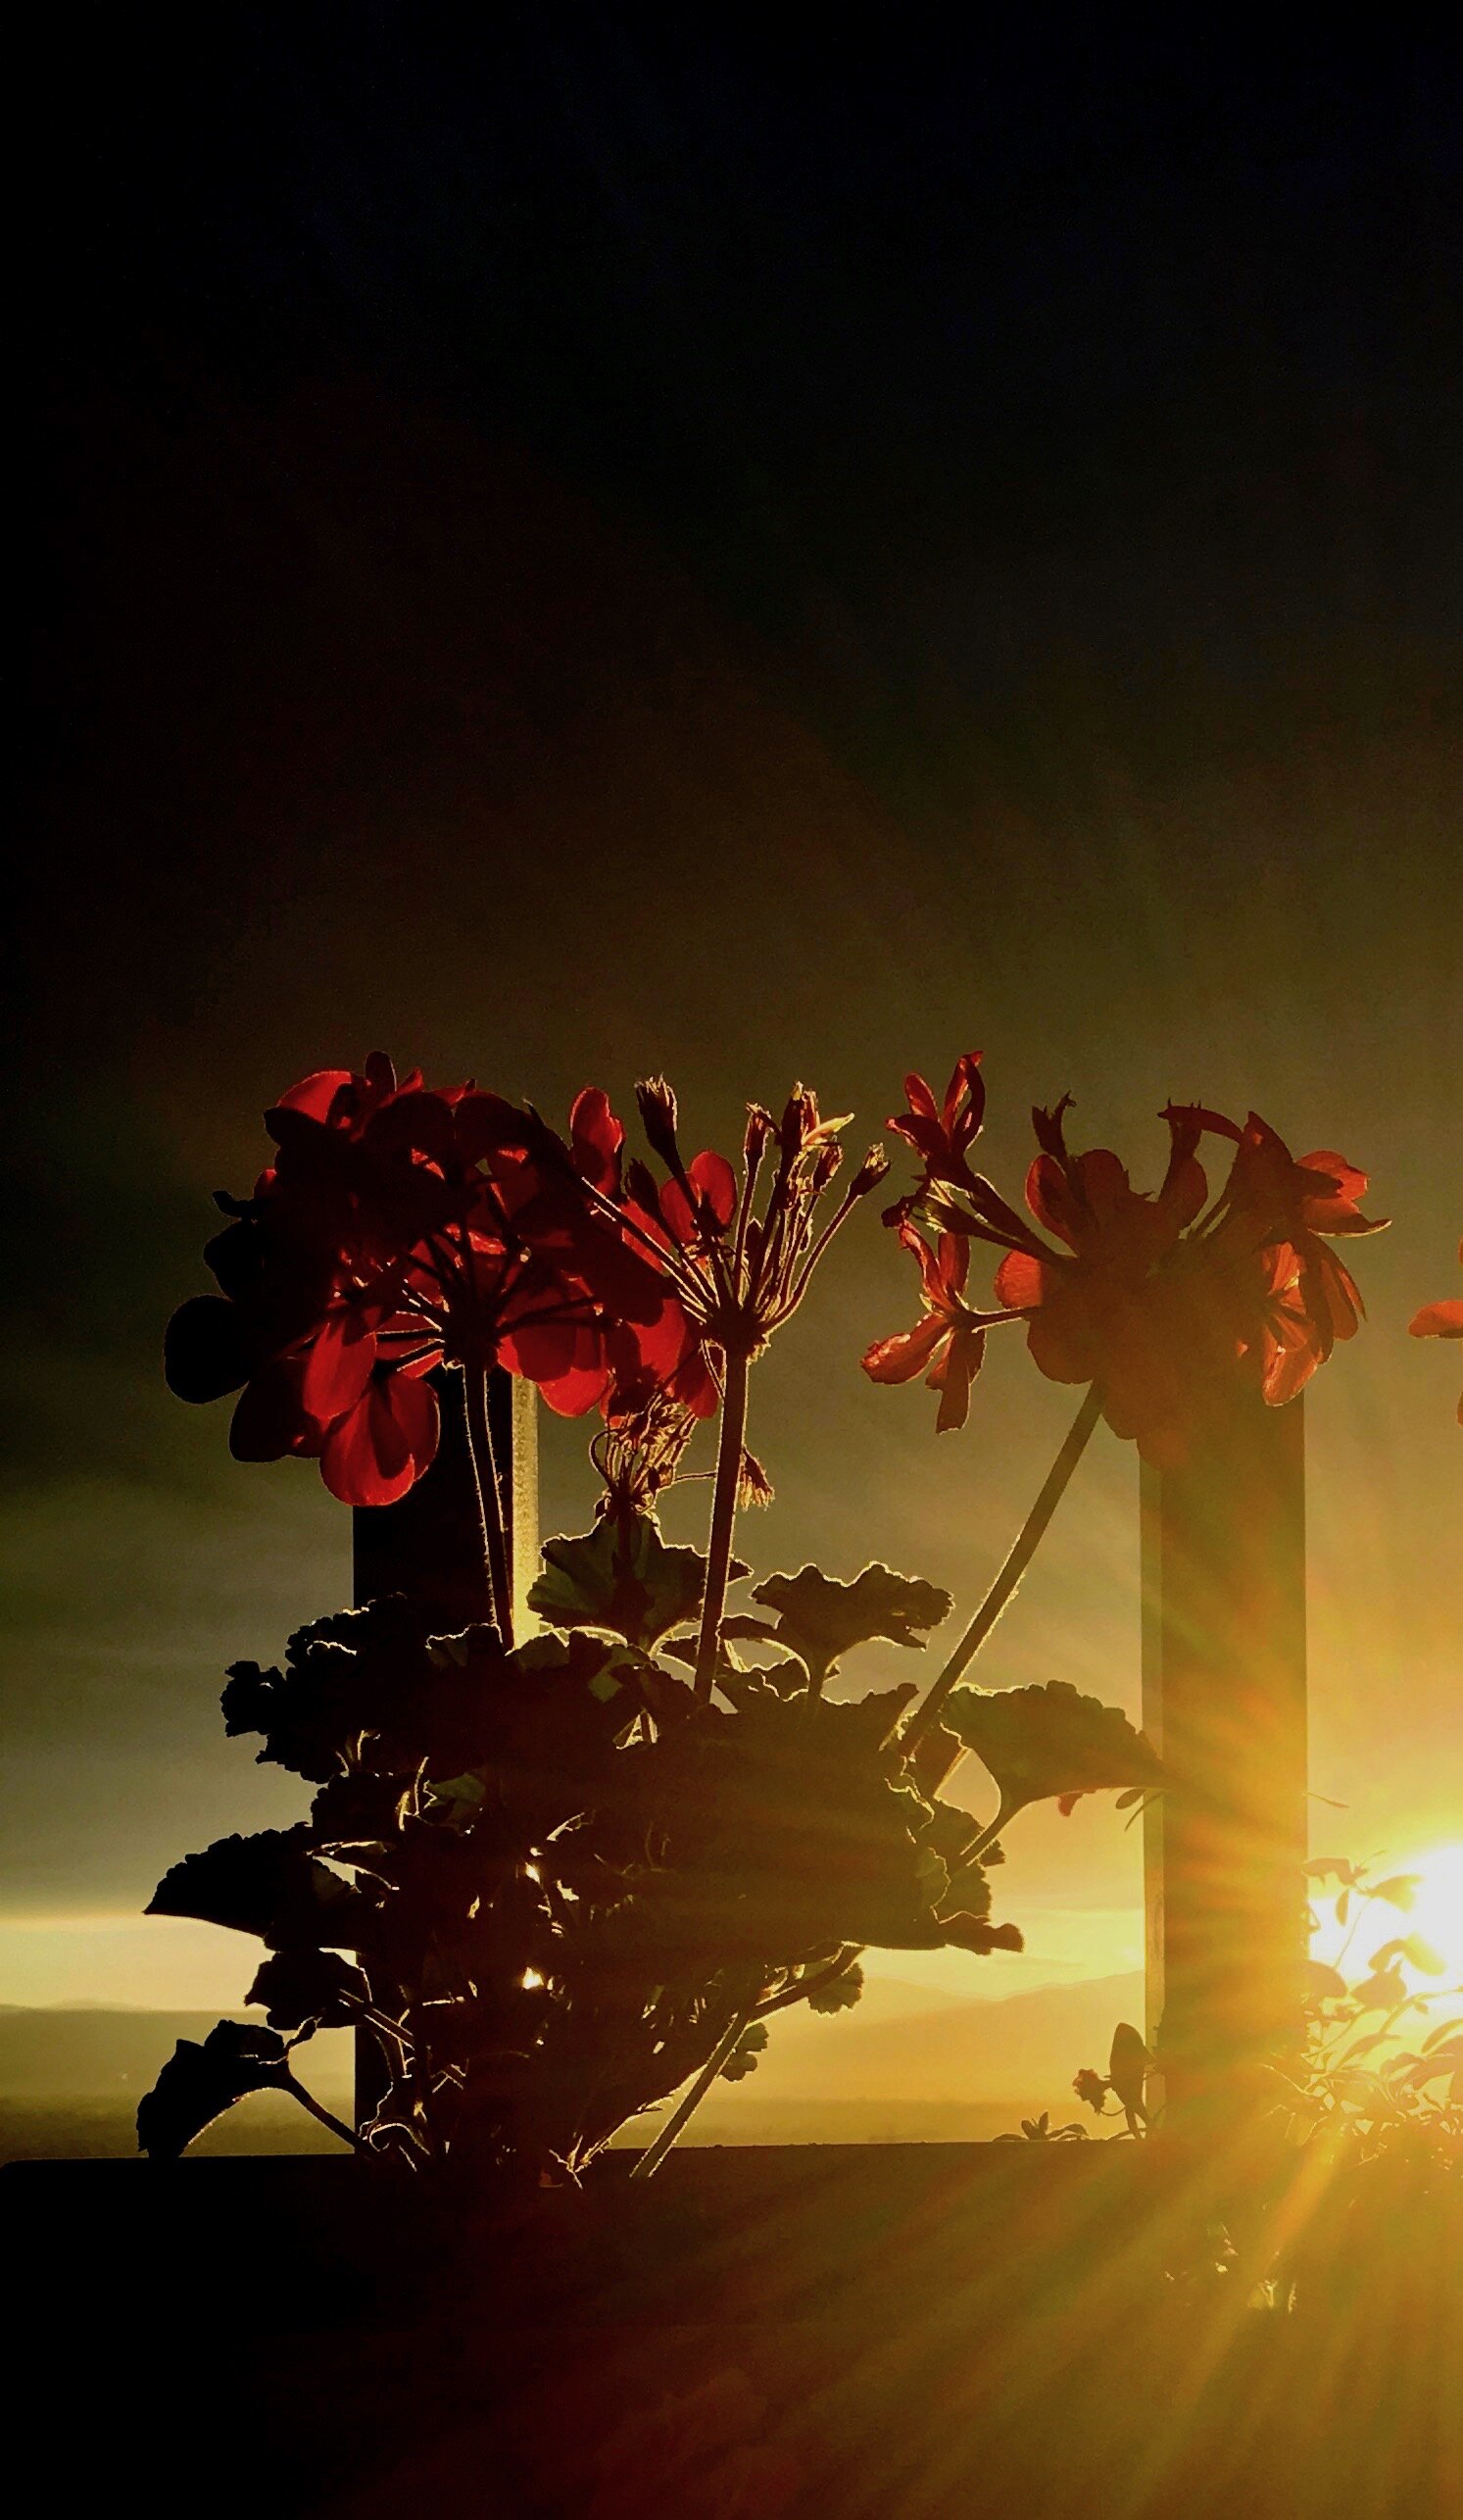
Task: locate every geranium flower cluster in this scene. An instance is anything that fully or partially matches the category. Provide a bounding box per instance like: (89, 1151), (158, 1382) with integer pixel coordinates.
(865, 1055), (1387, 1464)
(165, 1056), (700, 1507)
(166, 1058), (889, 1516)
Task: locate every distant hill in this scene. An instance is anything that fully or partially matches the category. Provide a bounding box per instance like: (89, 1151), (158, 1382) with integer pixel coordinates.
(0, 1971), (1144, 2158)
(0, 2007), (354, 2100)
(727, 1970), (1146, 2109)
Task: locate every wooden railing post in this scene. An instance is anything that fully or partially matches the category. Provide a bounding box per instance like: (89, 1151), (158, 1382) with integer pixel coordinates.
(352, 1369), (539, 1640)
(350, 1368), (538, 2123)
(1142, 1388), (1307, 2143)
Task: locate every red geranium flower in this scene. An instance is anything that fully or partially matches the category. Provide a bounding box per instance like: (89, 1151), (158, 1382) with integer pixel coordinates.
(866, 1064), (1386, 1464)
(561, 1075), (888, 1380)
(861, 1223), (1022, 1431)
(1410, 1238), (1463, 1425)
(994, 1103), (1385, 1455)
(884, 1055), (987, 1214)
(166, 1058), (698, 1505)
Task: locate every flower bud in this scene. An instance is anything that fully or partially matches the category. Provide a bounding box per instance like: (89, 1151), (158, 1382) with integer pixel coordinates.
(635, 1074), (681, 1166)
(852, 1144), (892, 1197)
(744, 1105), (776, 1163)
(778, 1084), (816, 1161)
(809, 1140), (844, 1195)
(625, 1157), (661, 1213)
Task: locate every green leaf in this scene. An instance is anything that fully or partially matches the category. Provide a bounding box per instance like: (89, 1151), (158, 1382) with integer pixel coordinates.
(720, 2020), (770, 2082)
(1369, 1874), (1422, 1911)
(939, 1912), (1024, 1955)
(1108, 2022), (1153, 2126)
(596, 1691), (953, 1960)
(1306, 1960), (1350, 2001)
(804, 1961), (864, 2014)
(1368, 1934), (1447, 1977)
(941, 1682), (1163, 1815)
(222, 1596), (511, 1784)
(529, 1512), (746, 1650)
(713, 1658), (816, 1709)
(1390, 2036), (1462, 2097)
(749, 1563), (952, 1689)
(136, 2020), (292, 2157)
(245, 1948), (368, 2032)
(147, 1828), (368, 1948)
(1350, 1965), (1411, 2012)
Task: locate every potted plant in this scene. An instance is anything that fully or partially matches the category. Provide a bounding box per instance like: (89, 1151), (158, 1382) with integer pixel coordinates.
(139, 1051), (1381, 2201)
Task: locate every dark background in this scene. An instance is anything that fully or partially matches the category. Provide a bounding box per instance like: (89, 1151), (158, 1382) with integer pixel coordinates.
(9, 17), (1460, 1977)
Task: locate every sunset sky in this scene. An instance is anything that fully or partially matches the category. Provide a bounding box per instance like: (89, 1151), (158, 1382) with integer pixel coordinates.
(10, 22), (1460, 2017)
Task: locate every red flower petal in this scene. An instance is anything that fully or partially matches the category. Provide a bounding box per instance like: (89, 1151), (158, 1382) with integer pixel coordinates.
(273, 1069), (355, 1124)
(934, 1232), (969, 1299)
(994, 1250), (1046, 1309)
(943, 1053), (985, 1145)
(534, 1359), (614, 1417)
(498, 1319), (578, 1383)
(320, 1375), (439, 1506)
(1075, 1149), (1132, 1217)
(687, 1149), (738, 1227)
(933, 1327), (984, 1430)
(1026, 1152), (1082, 1246)
(569, 1088), (624, 1193)
(229, 1359), (318, 1462)
(627, 1296), (697, 1380)
(1410, 1299), (1463, 1340)
(301, 1309), (377, 1422)
(668, 1347), (720, 1416)
(861, 1316), (949, 1384)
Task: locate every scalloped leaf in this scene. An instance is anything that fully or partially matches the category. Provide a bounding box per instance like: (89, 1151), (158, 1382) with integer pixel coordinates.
(805, 1961), (865, 2014)
(720, 2020), (770, 2082)
(245, 1948), (368, 2032)
(136, 2020), (292, 2157)
(941, 1681), (1162, 1815)
(529, 1512), (747, 1650)
(749, 1563), (952, 1687)
(939, 1912), (1024, 1955)
(147, 1828), (369, 1948)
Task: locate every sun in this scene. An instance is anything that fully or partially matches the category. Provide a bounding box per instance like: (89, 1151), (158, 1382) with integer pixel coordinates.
(1403, 1843), (1463, 1981)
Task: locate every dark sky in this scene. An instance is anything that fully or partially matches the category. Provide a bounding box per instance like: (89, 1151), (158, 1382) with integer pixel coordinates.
(9, 19), (1461, 1980)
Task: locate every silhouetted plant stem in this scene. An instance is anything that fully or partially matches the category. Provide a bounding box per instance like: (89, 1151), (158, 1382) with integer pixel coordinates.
(693, 1346), (750, 1702)
(902, 1382), (1105, 1755)
(628, 2008), (751, 2179)
(283, 2074), (366, 2150)
(753, 1947), (861, 2020)
(463, 1364), (515, 1648)
(942, 1801), (1021, 1901)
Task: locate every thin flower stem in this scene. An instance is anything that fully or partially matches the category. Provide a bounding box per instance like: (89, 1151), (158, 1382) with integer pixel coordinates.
(628, 2009), (750, 2180)
(783, 1184), (866, 1315)
(693, 1345), (750, 1703)
(942, 1802), (1020, 1899)
(902, 1382), (1105, 1755)
(463, 1364), (515, 1648)
(731, 1138), (766, 1286)
(282, 2075), (366, 2151)
(573, 1173), (705, 1307)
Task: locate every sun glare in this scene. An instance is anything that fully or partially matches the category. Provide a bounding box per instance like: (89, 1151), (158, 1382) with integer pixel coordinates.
(1405, 1843), (1463, 1981)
